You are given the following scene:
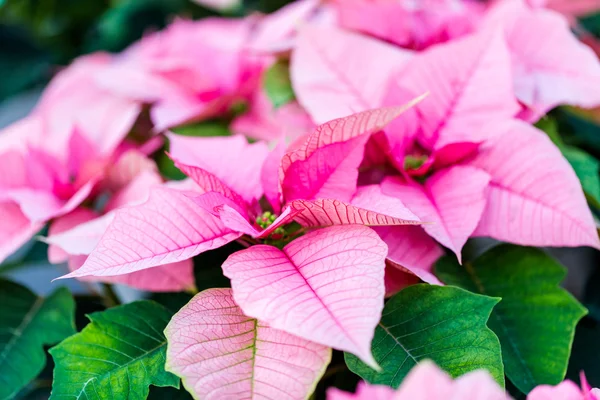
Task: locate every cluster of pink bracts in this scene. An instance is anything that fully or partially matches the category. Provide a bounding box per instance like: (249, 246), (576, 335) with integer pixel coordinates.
(328, 361), (600, 399)
(1, 0), (600, 398)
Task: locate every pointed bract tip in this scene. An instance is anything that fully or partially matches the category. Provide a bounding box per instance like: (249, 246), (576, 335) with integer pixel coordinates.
(357, 349), (381, 372)
(388, 91), (429, 119)
(456, 252), (463, 265)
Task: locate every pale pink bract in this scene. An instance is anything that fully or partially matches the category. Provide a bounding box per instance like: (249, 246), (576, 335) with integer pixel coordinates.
(165, 288), (331, 400)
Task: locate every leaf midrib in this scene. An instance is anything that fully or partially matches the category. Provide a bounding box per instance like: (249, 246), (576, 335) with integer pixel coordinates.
(0, 295), (44, 366)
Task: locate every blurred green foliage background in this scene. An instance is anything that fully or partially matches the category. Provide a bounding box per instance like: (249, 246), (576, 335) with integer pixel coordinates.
(0, 0), (294, 103)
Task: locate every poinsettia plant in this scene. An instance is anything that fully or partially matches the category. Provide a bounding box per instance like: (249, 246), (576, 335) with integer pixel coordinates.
(1, 0), (600, 399)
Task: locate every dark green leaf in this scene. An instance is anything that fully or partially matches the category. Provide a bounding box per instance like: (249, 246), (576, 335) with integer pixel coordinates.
(84, 0), (187, 53)
(0, 26), (50, 101)
(0, 280), (75, 399)
(344, 284), (504, 388)
(263, 60), (295, 108)
(147, 385), (193, 400)
(192, 241), (244, 292)
(553, 107), (600, 153)
(567, 319), (600, 387)
(170, 120), (231, 137)
(436, 245), (587, 394)
(562, 146), (600, 208)
(156, 152), (186, 181)
(49, 301), (179, 399)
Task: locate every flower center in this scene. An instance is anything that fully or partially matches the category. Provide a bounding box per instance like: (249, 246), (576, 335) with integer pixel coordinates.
(256, 211), (277, 229)
(403, 154), (429, 171)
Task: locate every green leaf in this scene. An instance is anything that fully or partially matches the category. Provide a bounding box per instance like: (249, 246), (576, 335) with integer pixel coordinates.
(535, 117), (564, 147)
(170, 120), (231, 137)
(49, 301), (179, 400)
(263, 60), (295, 108)
(344, 284), (504, 388)
(0, 279), (75, 399)
(436, 245), (587, 394)
(562, 146), (600, 209)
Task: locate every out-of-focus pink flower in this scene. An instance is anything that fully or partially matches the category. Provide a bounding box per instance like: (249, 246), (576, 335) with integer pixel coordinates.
(0, 54), (140, 263)
(333, 0), (486, 50)
(329, 363), (600, 400)
(231, 87), (315, 142)
(527, 372), (600, 400)
(98, 18), (265, 131)
(250, 0), (337, 53)
(484, 0), (600, 120)
(292, 23), (599, 275)
(328, 361), (511, 400)
(45, 151), (195, 292)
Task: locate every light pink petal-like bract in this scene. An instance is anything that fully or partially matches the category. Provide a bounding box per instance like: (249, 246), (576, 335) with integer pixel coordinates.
(58, 187), (241, 278)
(48, 206), (195, 292)
(261, 142), (286, 213)
(45, 169), (164, 256)
(231, 88), (315, 142)
(172, 159), (250, 214)
(374, 226), (444, 282)
(487, 1), (600, 118)
(168, 134), (269, 203)
(280, 105), (422, 202)
(44, 212), (116, 257)
(388, 28), (520, 150)
(0, 202), (42, 264)
(527, 380), (586, 400)
(47, 208), (99, 264)
(394, 361), (510, 400)
(165, 288), (331, 400)
(68, 255), (195, 293)
(467, 120), (600, 249)
(7, 178), (98, 223)
(289, 184), (420, 227)
(327, 381), (395, 400)
(382, 166), (491, 261)
(35, 53), (141, 160)
(329, 361), (510, 400)
(250, 0), (321, 52)
(222, 225), (387, 368)
(103, 149), (159, 192)
(291, 26), (413, 123)
(104, 170), (163, 212)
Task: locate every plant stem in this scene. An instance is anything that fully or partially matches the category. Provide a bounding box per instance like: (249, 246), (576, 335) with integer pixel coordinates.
(322, 364), (348, 379)
(102, 283), (121, 308)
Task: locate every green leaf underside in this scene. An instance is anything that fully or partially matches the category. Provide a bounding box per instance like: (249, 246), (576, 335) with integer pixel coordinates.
(49, 301), (179, 400)
(264, 60), (295, 109)
(0, 279), (75, 400)
(436, 245), (587, 394)
(344, 284), (504, 388)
